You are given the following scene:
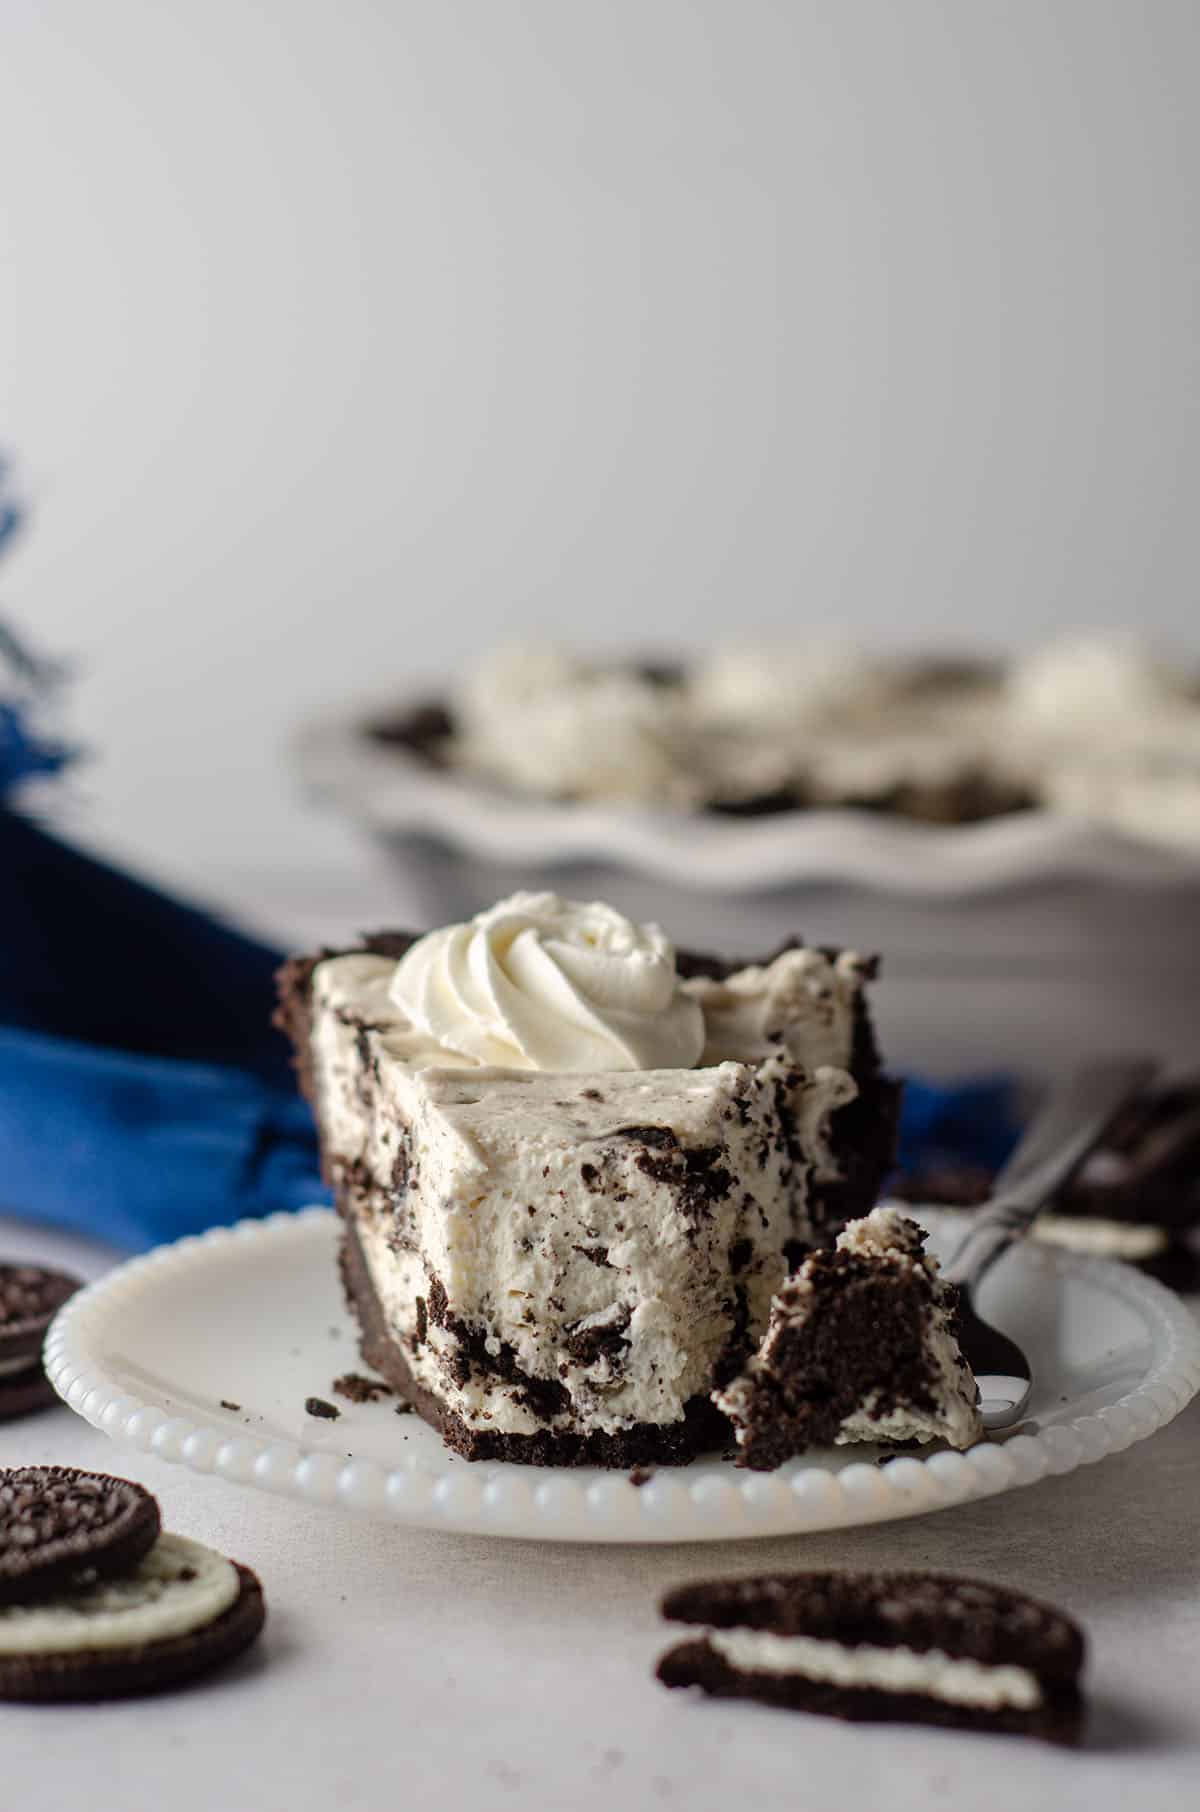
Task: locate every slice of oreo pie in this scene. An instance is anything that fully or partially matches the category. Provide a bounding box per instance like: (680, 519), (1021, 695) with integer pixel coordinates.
(0, 1468), (161, 1605)
(656, 1571), (1085, 1743)
(0, 1264), (82, 1422)
(0, 1532), (266, 1701)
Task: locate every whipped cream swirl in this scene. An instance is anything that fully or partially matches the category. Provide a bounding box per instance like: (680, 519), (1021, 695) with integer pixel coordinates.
(1006, 631), (1190, 736)
(389, 892), (706, 1071)
(450, 643), (700, 807)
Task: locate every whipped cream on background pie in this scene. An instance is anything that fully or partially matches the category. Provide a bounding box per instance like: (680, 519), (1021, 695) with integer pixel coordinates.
(367, 633), (1200, 845)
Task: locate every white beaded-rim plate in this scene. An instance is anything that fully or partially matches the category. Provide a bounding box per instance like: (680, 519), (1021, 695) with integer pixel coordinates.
(293, 710), (1200, 897)
(46, 1206), (1200, 1544)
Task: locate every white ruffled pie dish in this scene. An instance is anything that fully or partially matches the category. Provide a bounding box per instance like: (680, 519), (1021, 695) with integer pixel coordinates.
(293, 709), (1200, 898)
(291, 706), (1200, 1078)
(45, 1206), (1200, 1545)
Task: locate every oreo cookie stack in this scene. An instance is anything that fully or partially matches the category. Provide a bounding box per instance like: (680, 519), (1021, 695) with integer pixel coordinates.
(0, 1467), (266, 1701)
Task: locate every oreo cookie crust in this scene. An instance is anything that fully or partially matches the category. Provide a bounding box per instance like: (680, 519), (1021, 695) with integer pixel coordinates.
(657, 1571), (1085, 1743)
(0, 1468), (161, 1605)
(0, 1533), (266, 1703)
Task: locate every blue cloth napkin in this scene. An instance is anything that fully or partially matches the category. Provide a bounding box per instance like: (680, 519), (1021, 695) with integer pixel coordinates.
(897, 1076), (1020, 1180)
(0, 1023), (323, 1250)
(0, 811), (330, 1250)
(0, 600), (329, 1249)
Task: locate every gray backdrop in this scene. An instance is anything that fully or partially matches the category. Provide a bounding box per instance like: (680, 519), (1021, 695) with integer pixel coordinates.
(1, 1), (1197, 885)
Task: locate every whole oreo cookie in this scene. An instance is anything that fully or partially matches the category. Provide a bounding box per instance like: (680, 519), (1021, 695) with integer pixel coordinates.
(0, 1264), (82, 1368)
(0, 1531), (267, 1702)
(0, 1467), (162, 1605)
(0, 1264), (82, 1421)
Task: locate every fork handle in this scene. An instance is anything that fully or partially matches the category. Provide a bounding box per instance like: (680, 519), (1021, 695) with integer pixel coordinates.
(941, 1056), (1159, 1288)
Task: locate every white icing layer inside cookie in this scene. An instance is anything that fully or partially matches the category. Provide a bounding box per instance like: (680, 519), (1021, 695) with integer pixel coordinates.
(0, 1533), (239, 1656)
(708, 1628), (1043, 1710)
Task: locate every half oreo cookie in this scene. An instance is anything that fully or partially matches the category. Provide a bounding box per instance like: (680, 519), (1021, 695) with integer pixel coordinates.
(656, 1570), (1086, 1743)
(0, 1467), (162, 1605)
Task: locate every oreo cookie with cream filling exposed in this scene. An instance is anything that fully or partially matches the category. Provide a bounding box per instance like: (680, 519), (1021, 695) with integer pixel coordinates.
(0, 1467), (161, 1605)
(656, 1570), (1085, 1743)
(0, 1531), (266, 1701)
(892, 1076), (1200, 1288)
(0, 1264), (82, 1422)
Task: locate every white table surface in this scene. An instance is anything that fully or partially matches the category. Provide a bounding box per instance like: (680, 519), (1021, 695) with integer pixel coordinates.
(4, 1226), (1200, 1812)
(3, 854), (1199, 1812)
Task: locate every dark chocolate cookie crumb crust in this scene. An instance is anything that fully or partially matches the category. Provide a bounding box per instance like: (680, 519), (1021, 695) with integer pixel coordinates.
(0, 1563), (266, 1704)
(0, 1468), (162, 1606)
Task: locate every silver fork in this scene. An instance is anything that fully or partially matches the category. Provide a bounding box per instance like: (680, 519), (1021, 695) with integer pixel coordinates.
(939, 1056), (1159, 1430)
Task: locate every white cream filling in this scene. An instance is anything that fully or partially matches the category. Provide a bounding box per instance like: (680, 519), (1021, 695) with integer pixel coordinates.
(836, 1204), (923, 1259)
(1034, 1213), (1169, 1261)
(877, 1200), (1172, 1267)
(0, 1534), (239, 1656)
(708, 1629), (1043, 1711)
(347, 1062), (842, 1437)
(684, 946), (863, 1077)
